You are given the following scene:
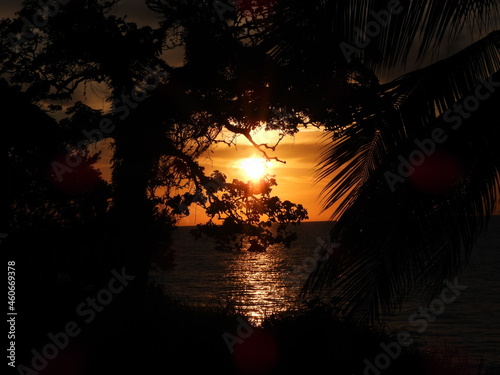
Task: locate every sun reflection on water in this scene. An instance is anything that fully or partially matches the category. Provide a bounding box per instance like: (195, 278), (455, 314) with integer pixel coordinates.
(221, 245), (300, 325)
(154, 223), (335, 326)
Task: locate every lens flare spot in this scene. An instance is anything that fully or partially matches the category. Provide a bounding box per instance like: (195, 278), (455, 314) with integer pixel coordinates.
(233, 327), (279, 375)
(409, 151), (462, 194)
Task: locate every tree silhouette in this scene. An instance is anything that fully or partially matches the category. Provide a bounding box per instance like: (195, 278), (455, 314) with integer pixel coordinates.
(187, 172), (308, 251)
(3, 0), (499, 325)
(1, 0), (308, 283)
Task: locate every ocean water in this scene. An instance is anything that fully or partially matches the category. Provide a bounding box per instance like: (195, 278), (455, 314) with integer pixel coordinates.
(151, 217), (500, 367)
(386, 217), (500, 367)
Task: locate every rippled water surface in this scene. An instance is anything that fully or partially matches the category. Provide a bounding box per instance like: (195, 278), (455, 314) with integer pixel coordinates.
(152, 222), (335, 322)
(152, 218), (500, 366)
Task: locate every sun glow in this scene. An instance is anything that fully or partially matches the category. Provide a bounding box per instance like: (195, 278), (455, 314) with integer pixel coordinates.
(240, 158), (267, 180)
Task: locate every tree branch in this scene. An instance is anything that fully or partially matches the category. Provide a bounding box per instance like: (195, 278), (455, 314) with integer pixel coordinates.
(223, 122), (286, 164)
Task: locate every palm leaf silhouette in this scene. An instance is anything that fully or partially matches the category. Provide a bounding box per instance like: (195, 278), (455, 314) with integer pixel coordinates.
(262, 0), (499, 73)
(304, 34), (500, 324)
(260, 3), (500, 324)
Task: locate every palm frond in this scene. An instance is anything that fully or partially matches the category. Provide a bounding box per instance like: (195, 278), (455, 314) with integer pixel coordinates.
(384, 30), (500, 132)
(306, 51), (500, 325)
(306, 83), (500, 323)
(318, 31), (500, 217)
(262, 0), (500, 73)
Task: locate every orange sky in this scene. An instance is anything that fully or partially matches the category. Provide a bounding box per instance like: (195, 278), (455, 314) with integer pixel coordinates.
(178, 128), (336, 225)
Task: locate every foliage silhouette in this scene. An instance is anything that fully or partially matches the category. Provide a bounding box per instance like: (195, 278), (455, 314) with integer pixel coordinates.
(2, 0), (499, 328)
(187, 172), (308, 251)
(1, 0), (308, 285)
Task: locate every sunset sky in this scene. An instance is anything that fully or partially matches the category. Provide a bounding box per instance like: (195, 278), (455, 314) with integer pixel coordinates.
(2, 0), (499, 223)
(180, 128), (336, 225)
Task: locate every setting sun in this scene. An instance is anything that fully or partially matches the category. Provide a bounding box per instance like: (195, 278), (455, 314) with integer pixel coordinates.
(240, 158), (267, 180)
